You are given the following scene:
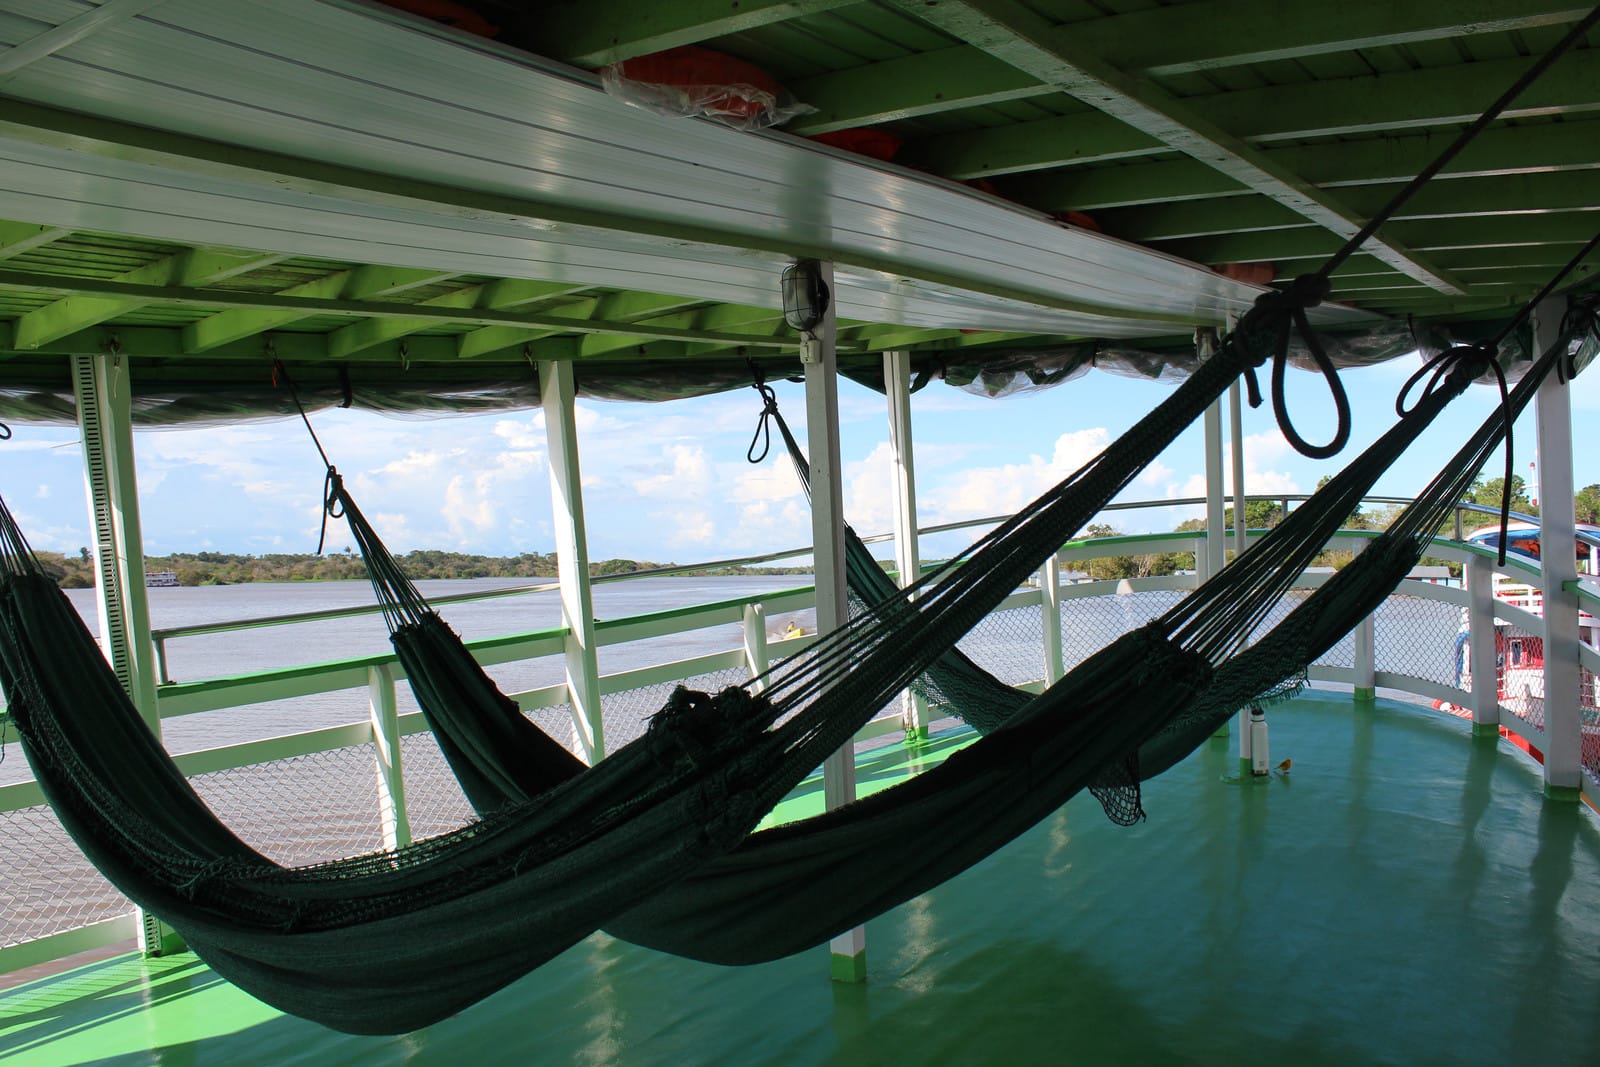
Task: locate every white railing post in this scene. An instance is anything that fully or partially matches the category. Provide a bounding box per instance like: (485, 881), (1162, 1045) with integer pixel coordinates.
(1040, 553), (1064, 687)
(884, 348), (929, 739)
(742, 602), (770, 692)
(1466, 554), (1502, 737)
(1351, 614), (1376, 703)
(1534, 297), (1582, 799)
(367, 664), (410, 849)
(800, 261), (865, 981)
(540, 358), (605, 763)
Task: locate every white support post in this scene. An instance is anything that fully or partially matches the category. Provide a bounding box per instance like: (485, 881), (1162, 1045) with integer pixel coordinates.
(1533, 299), (1582, 799)
(1351, 615), (1376, 703)
(71, 352), (175, 954)
(1466, 554), (1501, 735)
(540, 359), (604, 764)
(1197, 332), (1245, 765)
(1229, 380), (1247, 557)
(368, 664), (410, 849)
(884, 349), (929, 739)
(802, 262), (866, 982)
(1040, 553), (1065, 687)
(742, 602), (770, 692)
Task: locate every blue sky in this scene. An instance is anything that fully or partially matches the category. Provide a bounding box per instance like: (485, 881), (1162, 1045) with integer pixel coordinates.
(5, 355), (1600, 565)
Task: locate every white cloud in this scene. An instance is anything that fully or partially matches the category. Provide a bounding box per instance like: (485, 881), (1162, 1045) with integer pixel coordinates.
(925, 427), (1112, 522)
(726, 460), (802, 504)
(633, 445), (711, 498)
(34, 484), (49, 499)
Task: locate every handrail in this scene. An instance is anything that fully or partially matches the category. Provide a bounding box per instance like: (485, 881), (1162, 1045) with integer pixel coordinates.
(145, 493), (1441, 659)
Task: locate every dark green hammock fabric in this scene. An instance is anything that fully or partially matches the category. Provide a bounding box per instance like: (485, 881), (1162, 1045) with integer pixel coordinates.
(0, 292), (1285, 1034)
(1, 284), (1589, 1033)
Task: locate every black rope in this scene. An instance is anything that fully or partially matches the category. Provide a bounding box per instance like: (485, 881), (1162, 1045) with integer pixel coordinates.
(1318, 5), (1600, 279)
(1225, 6), (1600, 461)
(746, 364), (780, 464)
(0, 422), (10, 441)
(1403, 230), (1600, 564)
(271, 360), (342, 555)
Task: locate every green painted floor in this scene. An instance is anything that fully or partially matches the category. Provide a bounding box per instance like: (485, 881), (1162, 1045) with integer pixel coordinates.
(5, 692), (1600, 1066)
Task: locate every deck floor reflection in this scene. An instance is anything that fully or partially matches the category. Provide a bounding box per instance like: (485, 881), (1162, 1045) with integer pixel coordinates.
(5, 692), (1600, 1065)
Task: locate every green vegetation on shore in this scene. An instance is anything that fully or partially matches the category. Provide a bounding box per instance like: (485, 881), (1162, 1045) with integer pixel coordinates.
(34, 549), (811, 589)
(34, 476), (1594, 590)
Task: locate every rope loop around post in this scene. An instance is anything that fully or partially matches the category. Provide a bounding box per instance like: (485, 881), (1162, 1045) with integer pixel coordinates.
(746, 371), (781, 465)
(1227, 273), (1350, 461)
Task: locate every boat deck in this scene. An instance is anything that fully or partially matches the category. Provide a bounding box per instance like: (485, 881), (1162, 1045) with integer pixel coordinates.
(5, 691), (1600, 1065)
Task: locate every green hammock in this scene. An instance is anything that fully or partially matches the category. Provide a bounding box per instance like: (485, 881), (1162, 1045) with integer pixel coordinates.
(0, 302), (1289, 1034)
(0, 315), (1528, 1030)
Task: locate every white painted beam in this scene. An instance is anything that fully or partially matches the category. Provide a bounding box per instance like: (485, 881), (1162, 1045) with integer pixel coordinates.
(540, 359), (605, 762)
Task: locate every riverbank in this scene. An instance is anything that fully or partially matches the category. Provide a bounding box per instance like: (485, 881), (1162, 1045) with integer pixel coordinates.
(36, 550), (812, 588)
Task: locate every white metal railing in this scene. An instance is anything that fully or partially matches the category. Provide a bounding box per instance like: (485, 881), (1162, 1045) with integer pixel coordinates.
(3, 516), (1595, 974)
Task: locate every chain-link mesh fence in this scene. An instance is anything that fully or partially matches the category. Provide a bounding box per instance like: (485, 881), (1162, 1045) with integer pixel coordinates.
(1493, 619), (1546, 733)
(956, 602), (1046, 688)
(1580, 664), (1600, 786)
(399, 732), (475, 840)
(1371, 595), (1464, 689)
(189, 745), (387, 865)
(0, 804), (127, 947)
(1059, 589), (1185, 671)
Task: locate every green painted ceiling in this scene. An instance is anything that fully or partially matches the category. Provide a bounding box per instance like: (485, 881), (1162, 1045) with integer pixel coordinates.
(0, 0), (1596, 400)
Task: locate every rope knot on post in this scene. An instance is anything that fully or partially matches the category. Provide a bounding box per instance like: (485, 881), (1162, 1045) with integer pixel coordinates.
(1227, 272), (1350, 461)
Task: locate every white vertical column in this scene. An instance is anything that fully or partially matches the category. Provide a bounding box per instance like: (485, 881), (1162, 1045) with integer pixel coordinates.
(802, 262), (865, 981)
(368, 664), (410, 849)
(1351, 615), (1376, 703)
(71, 352), (173, 954)
(540, 359), (604, 763)
(884, 349), (929, 738)
(1197, 331), (1245, 764)
(1229, 381), (1247, 556)
(1040, 553), (1065, 687)
(1466, 554), (1501, 735)
(72, 354), (158, 726)
(742, 602), (770, 692)
(1533, 299), (1581, 798)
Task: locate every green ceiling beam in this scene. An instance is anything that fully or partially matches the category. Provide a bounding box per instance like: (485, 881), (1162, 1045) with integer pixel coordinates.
(913, 50), (1600, 181)
(324, 284), (486, 360)
(536, 0), (856, 67)
(1098, 171), (1600, 244)
(181, 266), (466, 355)
(788, 0), (1591, 133)
(903, 113), (1162, 180)
(893, 0), (1463, 294)
(0, 270), (812, 351)
(691, 304), (784, 332)
(1007, 120), (1600, 212)
(452, 282), (594, 359)
(789, 49), (1046, 135)
(181, 269), (358, 353)
(0, 321), (537, 364)
(12, 248), (284, 350)
(0, 222), (70, 261)
(1156, 212), (1600, 267)
(454, 291), (698, 360)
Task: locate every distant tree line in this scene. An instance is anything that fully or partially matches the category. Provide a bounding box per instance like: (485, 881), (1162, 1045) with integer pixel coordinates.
(34, 547), (810, 589)
(32, 474), (1600, 591)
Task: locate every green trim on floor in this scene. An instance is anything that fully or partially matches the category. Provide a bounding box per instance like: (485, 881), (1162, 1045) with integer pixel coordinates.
(830, 952), (867, 984)
(1472, 721), (1502, 739)
(1544, 782), (1582, 803)
(1353, 686), (1376, 703)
